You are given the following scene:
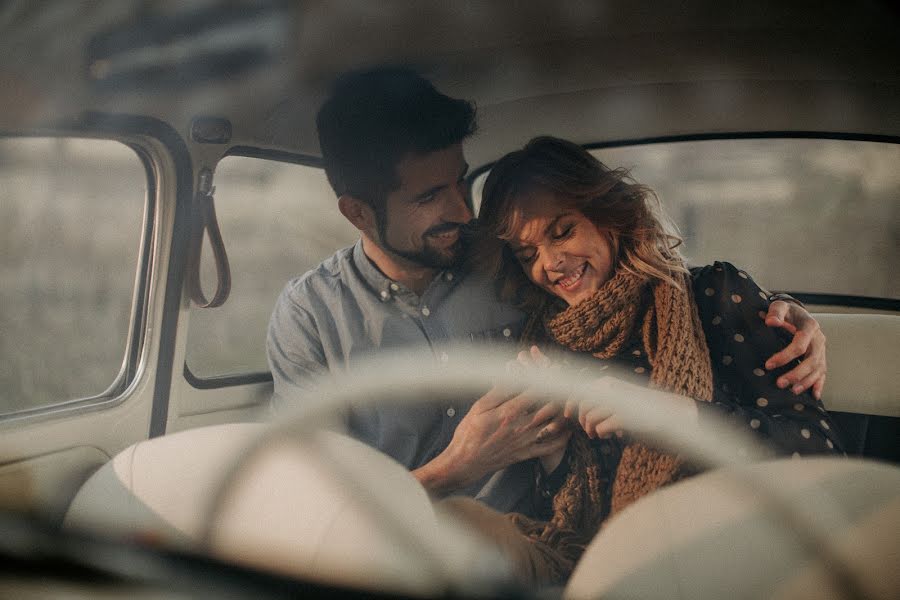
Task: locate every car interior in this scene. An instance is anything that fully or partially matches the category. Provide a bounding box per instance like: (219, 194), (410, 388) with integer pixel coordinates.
(1, 2), (898, 598)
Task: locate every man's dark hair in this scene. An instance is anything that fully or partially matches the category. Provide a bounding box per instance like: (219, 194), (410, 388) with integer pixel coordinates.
(316, 67), (477, 212)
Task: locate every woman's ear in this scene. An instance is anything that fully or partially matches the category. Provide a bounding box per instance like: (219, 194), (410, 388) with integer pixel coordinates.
(338, 195), (376, 233)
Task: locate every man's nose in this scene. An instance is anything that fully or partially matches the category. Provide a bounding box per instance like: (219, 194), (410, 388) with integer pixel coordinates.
(446, 181), (473, 223)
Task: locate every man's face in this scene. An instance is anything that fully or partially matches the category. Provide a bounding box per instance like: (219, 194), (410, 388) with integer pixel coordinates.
(377, 144), (473, 269)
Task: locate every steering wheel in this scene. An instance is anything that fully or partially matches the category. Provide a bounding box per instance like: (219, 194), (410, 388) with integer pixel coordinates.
(198, 346), (888, 599)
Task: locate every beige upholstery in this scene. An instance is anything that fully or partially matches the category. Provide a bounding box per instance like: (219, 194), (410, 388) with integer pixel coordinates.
(208, 433), (509, 594)
(64, 423), (265, 545)
(63, 423), (509, 595)
(816, 313), (899, 417)
(566, 458), (900, 600)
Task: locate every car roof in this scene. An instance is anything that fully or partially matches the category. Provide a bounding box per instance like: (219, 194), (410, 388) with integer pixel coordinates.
(1, 1), (898, 166)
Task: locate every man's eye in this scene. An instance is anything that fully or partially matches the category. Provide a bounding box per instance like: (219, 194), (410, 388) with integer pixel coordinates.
(417, 193), (437, 204)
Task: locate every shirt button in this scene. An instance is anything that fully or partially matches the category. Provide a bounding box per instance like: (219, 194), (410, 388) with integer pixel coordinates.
(421, 306), (431, 317)
(440, 352), (449, 363)
(390, 283), (399, 291)
(446, 407), (456, 417)
(379, 290), (389, 300)
(502, 328), (511, 338)
(445, 272), (454, 281)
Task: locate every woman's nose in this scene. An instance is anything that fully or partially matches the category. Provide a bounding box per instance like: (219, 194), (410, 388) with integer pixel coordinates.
(543, 248), (565, 272)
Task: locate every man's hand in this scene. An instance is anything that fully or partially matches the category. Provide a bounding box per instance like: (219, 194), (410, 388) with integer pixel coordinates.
(763, 300), (827, 399)
(412, 352), (569, 496)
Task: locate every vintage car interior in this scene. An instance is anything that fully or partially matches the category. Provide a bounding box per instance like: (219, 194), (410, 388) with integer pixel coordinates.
(1, 1), (898, 598)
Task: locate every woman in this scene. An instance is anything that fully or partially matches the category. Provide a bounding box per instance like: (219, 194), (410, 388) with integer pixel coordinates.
(465, 136), (844, 584)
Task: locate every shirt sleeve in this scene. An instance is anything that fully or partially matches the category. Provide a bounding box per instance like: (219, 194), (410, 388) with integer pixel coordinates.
(266, 282), (328, 415)
(692, 262), (844, 457)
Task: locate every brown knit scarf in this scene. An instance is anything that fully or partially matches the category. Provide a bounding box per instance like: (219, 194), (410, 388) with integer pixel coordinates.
(510, 266), (714, 582)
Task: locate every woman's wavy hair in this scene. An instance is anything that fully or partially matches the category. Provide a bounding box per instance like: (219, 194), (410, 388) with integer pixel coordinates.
(475, 136), (686, 311)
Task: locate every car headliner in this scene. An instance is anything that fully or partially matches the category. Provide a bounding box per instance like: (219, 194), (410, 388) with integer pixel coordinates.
(0, 1), (898, 166)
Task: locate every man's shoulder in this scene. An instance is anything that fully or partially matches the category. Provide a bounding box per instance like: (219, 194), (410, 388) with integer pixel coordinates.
(278, 245), (356, 307)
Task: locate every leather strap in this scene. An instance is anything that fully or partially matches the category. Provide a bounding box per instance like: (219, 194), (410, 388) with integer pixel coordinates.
(186, 168), (231, 308)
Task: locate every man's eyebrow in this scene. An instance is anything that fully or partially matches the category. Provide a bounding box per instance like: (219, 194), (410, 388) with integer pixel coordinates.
(412, 162), (470, 202)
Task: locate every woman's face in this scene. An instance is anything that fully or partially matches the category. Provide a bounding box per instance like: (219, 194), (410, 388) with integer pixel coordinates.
(506, 192), (615, 306)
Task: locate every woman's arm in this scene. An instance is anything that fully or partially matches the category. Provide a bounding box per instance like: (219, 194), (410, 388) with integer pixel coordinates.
(692, 262), (844, 457)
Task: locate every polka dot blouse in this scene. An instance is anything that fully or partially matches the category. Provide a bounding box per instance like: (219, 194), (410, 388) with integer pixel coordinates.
(598, 261), (844, 456)
(690, 261), (843, 456)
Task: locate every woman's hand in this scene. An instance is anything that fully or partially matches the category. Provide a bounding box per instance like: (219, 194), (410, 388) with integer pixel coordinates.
(509, 346), (572, 473)
(569, 375), (699, 439)
(763, 300), (827, 399)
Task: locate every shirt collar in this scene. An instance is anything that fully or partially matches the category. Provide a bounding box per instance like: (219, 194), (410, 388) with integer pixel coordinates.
(351, 239), (464, 303)
(352, 240), (395, 302)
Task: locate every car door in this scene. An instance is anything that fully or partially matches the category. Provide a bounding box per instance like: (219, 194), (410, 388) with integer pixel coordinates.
(0, 119), (196, 519)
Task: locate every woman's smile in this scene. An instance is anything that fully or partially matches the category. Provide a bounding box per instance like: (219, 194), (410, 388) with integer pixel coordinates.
(552, 262), (587, 291)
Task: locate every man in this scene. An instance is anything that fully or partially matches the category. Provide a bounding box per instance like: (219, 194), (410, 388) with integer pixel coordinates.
(267, 67), (827, 514)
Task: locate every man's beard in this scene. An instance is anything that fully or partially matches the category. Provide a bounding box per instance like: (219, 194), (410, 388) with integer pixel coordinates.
(378, 219), (473, 270)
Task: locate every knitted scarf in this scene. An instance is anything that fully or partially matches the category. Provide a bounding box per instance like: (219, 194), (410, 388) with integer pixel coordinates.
(510, 266), (714, 583)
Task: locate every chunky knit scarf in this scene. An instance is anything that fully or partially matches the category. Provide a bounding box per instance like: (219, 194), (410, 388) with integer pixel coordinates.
(511, 266), (714, 583)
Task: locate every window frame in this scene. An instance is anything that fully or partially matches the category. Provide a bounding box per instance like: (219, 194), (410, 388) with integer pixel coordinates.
(0, 129), (156, 423)
(468, 131), (900, 312)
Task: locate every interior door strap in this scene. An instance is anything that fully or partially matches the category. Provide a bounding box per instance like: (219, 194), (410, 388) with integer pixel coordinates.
(186, 167), (231, 308)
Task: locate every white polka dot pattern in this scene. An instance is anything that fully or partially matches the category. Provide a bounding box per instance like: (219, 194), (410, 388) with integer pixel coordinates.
(690, 262), (841, 458)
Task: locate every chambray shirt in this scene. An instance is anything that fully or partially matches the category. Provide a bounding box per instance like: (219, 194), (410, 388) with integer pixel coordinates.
(267, 241), (535, 513)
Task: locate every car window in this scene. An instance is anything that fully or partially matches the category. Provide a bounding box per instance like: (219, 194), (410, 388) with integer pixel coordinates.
(472, 138), (899, 301)
(0, 137), (147, 415)
(185, 155), (358, 379)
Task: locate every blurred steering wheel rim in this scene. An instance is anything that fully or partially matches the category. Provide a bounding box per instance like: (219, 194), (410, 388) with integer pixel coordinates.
(200, 346), (874, 599)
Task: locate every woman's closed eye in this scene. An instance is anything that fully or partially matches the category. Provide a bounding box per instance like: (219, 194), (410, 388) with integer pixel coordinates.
(552, 224), (575, 242)
(514, 247), (537, 265)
